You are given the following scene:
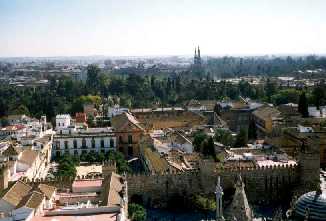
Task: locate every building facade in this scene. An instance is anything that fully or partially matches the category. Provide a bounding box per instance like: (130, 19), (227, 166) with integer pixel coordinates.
(111, 112), (144, 158)
(53, 128), (116, 157)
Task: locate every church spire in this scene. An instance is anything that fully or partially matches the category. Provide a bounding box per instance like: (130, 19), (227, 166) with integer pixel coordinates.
(197, 46), (201, 58)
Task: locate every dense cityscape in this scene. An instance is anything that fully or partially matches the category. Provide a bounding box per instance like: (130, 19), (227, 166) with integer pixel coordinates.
(1, 1), (326, 221)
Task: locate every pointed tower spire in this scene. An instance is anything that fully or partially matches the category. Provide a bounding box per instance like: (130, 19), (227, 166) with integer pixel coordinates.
(194, 47), (198, 65)
(225, 174), (253, 221)
(198, 46), (201, 58)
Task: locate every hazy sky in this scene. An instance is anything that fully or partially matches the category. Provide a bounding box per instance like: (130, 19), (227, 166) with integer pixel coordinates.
(1, 0), (326, 57)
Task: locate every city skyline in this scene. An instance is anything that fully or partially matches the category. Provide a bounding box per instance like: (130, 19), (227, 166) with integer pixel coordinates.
(1, 0), (326, 57)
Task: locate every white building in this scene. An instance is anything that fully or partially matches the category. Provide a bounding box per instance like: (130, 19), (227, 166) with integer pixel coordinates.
(151, 130), (193, 154)
(107, 105), (128, 118)
(55, 115), (72, 131)
(308, 106), (326, 118)
(53, 127), (116, 158)
(0, 125), (27, 141)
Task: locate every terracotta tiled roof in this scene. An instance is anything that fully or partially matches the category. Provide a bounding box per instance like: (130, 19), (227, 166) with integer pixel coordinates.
(17, 191), (44, 209)
(1, 125), (26, 132)
(37, 184), (56, 199)
(2, 180), (32, 207)
(143, 148), (169, 173)
(30, 213), (118, 221)
(232, 100), (249, 109)
(112, 112), (143, 131)
(72, 179), (102, 189)
(253, 106), (281, 121)
(19, 149), (38, 166)
(101, 172), (123, 206)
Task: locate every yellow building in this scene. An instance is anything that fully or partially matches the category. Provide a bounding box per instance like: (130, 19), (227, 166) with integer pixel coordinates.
(252, 106), (282, 137)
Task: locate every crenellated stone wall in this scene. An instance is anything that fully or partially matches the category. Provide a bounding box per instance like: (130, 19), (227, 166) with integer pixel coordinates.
(126, 163), (299, 207)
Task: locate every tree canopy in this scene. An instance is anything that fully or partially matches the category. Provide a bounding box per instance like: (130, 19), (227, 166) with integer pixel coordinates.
(128, 203), (147, 221)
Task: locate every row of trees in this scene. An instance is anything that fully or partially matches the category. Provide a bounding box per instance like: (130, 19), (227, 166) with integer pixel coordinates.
(55, 151), (130, 177)
(1, 63), (326, 122)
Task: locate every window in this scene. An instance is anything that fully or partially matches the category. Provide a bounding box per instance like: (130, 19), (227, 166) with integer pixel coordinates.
(119, 136), (123, 143)
(56, 151), (61, 157)
(64, 141), (68, 149)
(73, 140), (77, 149)
(128, 135), (132, 144)
(82, 138), (86, 148)
(55, 141), (60, 150)
(92, 138), (96, 148)
(74, 150), (78, 156)
(65, 150), (69, 155)
(82, 150), (87, 155)
(110, 139), (114, 148)
(101, 139), (105, 148)
(128, 146), (133, 156)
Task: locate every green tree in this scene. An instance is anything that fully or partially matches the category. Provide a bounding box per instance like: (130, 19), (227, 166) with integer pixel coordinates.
(312, 85), (325, 109)
(248, 119), (257, 140)
(193, 132), (207, 152)
(11, 104), (30, 115)
(85, 152), (97, 163)
(80, 152), (88, 162)
(298, 92), (309, 118)
(128, 203), (146, 221)
(202, 137), (216, 161)
(214, 129), (234, 147)
(234, 128), (248, 147)
(56, 155), (77, 177)
(265, 78), (277, 102)
(87, 115), (95, 127)
(0, 118), (9, 127)
(86, 64), (101, 92)
(271, 89), (301, 105)
(97, 152), (105, 162)
(191, 194), (216, 219)
(106, 151), (130, 173)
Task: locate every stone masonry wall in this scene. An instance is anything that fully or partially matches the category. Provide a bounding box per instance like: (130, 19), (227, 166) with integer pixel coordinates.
(127, 164), (299, 207)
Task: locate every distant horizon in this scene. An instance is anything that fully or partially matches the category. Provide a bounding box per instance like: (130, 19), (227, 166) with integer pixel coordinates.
(1, 52), (326, 60)
(1, 0), (326, 57)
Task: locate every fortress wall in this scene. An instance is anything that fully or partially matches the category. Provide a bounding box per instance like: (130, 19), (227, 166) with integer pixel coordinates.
(127, 164), (299, 206)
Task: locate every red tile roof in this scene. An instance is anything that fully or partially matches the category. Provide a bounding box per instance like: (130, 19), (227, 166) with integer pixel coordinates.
(72, 179), (103, 189)
(31, 213), (118, 221)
